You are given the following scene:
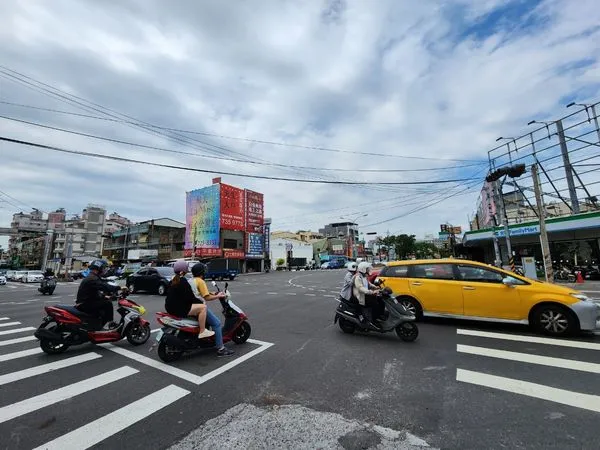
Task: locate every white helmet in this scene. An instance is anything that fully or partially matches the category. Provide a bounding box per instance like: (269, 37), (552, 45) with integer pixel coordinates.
(357, 262), (372, 274)
(347, 262), (358, 272)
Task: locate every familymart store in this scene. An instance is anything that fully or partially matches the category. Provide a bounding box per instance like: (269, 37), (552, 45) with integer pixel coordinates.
(462, 212), (600, 269)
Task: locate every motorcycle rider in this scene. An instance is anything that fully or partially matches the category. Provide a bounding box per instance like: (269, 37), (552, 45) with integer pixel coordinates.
(340, 262), (358, 302)
(189, 262), (235, 358)
(76, 259), (122, 330)
(353, 262), (381, 325)
(164, 260), (215, 339)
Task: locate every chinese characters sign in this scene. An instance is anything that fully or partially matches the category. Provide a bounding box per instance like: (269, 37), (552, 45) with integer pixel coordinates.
(246, 233), (264, 258)
(185, 185), (220, 250)
(245, 190), (264, 233)
(220, 183), (245, 231)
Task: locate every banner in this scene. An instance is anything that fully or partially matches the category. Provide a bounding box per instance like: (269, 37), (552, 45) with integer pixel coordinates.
(185, 185), (220, 250)
(220, 183), (245, 231)
(263, 222), (271, 254)
(247, 233), (264, 258)
(245, 190), (264, 233)
(224, 249), (245, 259)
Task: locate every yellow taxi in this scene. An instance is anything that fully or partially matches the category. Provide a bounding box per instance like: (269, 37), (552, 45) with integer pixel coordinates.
(377, 259), (600, 336)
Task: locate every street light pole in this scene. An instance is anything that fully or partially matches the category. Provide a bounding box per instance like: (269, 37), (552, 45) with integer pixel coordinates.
(340, 213), (368, 259)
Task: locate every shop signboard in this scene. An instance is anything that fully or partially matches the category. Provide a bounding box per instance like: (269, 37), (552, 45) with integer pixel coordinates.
(494, 225), (539, 238)
(223, 249), (245, 259)
(246, 233), (264, 259)
(185, 185), (220, 250)
(245, 190), (264, 233)
(219, 183), (245, 231)
(263, 222), (271, 254)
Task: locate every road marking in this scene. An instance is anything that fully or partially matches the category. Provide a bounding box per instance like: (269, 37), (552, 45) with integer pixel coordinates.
(0, 335), (37, 347)
(457, 329), (600, 351)
(306, 294), (316, 297)
(102, 339), (274, 385)
(34, 384), (190, 450)
(267, 292), (278, 295)
(0, 326), (36, 336)
(0, 347), (42, 362)
(0, 321), (22, 328)
(0, 317), (9, 321)
(0, 352), (102, 386)
(457, 344), (600, 374)
(456, 368), (600, 413)
(0, 366), (138, 424)
(286, 292), (297, 296)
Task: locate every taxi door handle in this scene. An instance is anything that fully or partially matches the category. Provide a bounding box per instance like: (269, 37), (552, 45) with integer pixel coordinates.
(411, 282), (422, 286)
(463, 286), (475, 290)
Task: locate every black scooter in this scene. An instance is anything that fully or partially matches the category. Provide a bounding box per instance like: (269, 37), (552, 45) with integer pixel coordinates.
(39, 277), (57, 295)
(334, 279), (419, 342)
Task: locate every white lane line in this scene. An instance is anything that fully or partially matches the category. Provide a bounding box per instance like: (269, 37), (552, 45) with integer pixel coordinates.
(457, 344), (600, 374)
(0, 366), (138, 425)
(0, 317), (10, 321)
(0, 327), (36, 336)
(457, 368), (600, 413)
(0, 321), (22, 328)
(286, 292), (297, 296)
(0, 335), (37, 347)
(0, 352), (102, 386)
(34, 384), (190, 450)
(457, 329), (600, 351)
(266, 292), (278, 295)
(151, 328), (160, 333)
(0, 347), (42, 362)
(101, 339), (274, 386)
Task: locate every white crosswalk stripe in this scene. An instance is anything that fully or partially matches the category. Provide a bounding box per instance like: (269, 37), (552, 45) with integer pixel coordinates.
(456, 328), (600, 412)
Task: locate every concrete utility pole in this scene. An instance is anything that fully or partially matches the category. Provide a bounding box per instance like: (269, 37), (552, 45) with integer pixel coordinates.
(556, 119), (580, 214)
(493, 179), (513, 267)
(532, 164), (553, 282)
(41, 229), (54, 271)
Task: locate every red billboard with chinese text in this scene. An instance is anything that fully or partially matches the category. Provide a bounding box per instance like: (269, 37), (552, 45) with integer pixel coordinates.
(219, 183), (245, 231)
(245, 190), (264, 233)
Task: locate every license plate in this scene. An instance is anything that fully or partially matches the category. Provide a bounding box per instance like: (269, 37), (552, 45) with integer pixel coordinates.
(155, 330), (164, 342)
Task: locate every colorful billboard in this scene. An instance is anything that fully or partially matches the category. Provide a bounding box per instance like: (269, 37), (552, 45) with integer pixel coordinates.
(245, 190), (264, 233)
(185, 185), (220, 250)
(220, 183), (245, 231)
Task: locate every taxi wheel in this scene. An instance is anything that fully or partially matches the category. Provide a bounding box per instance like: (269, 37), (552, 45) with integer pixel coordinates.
(532, 304), (579, 336)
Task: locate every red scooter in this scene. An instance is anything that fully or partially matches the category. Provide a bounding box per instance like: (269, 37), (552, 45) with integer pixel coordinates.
(154, 281), (251, 362)
(34, 289), (151, 354)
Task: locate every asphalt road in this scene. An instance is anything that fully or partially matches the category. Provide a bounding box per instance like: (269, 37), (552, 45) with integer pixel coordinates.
(1, 271), (599, 449)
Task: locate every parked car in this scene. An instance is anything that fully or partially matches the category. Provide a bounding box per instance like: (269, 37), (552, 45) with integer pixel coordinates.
(4, 270), (16, 281)
(24, 270), (44, 283)
(13, 271), (27, 282)
(127, 266), (175, 295)
(378, 258), (599, 337)
(320, 262), (330, 269)
(0, 274), (6, 285)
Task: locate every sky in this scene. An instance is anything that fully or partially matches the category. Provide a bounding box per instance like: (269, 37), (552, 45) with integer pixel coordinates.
(1, 0), (599, 249)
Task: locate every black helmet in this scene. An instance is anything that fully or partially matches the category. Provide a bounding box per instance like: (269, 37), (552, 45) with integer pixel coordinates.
(191, 262), (207, 277)
(89, 259), (108, 273)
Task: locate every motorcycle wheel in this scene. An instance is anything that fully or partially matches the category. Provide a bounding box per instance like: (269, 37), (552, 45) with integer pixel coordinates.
(157, 340), (183, 362)
(232, 321), (251, 344)
(126, 322), (151, 345)
(338, 317), (356, 334)
(395, 322), (418, 342)
(39, 322), (70, 354)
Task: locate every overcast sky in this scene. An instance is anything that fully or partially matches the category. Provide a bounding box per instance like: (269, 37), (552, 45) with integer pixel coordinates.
(1, 0), (599, 249)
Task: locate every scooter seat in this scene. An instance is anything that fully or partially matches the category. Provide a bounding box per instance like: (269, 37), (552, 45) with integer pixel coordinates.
(157, 312), (197, 321)
(53, 304), (96, 319)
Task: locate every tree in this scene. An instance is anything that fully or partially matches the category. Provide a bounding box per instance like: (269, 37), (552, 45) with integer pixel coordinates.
(394, 234), (416, 259)
(414, 241), (438, 259)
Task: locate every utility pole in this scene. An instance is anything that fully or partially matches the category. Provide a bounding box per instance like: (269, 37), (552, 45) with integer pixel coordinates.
(41, 229), (54, 271)
(493, 178), (513, 268)
(531, 164), (553, 282)
(556, 119), (580, 214)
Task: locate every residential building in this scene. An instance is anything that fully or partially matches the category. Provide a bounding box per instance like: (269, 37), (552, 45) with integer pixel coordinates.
(7, 209), (48, 267)
(270, 230), (323, 242)
(102, 218), (186, 262)
(318, 222), (360, 258)
(269, 238), (314, 270)
(104, 212), (132, 235)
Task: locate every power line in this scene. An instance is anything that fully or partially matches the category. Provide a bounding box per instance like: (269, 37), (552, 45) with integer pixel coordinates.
(0, 136), (482, 186)
(0, 115), (485, 174)
(0, 98), (485, 163)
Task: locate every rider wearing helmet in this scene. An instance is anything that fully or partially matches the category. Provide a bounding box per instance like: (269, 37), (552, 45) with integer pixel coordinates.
(164, 260), (214, 339)
(189, 263), (234, 358)
(353, 262), (381, 325)
(76, 259), (122, 330)
(340, 262), (358, 302)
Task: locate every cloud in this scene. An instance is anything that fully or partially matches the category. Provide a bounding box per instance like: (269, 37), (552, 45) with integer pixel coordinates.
(0, 0), (599, 250)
